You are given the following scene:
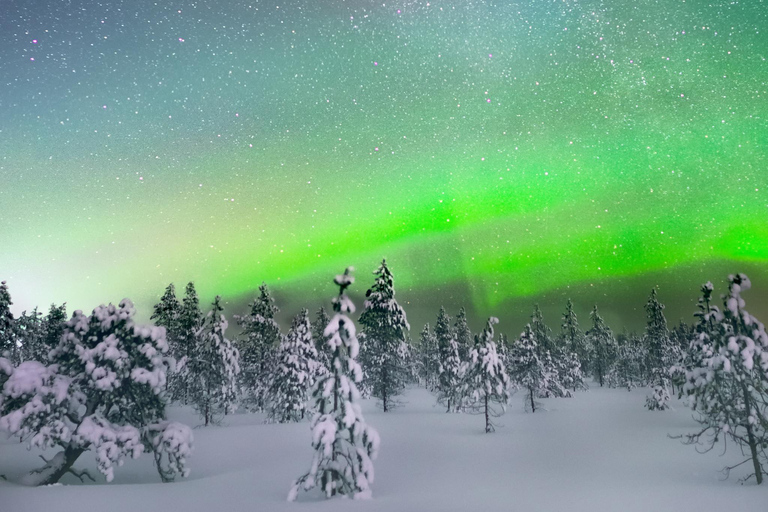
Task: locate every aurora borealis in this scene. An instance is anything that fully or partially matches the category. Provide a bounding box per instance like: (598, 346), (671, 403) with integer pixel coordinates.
(1, 0), (766, 331)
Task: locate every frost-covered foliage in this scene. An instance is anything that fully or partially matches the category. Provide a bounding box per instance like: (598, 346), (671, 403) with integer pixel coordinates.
(289, 267), (380, 501)
(509, 324), (555, 413)
(418, 323), (440, 391)
(607, 333), (647, 391)
(235, 283), (281, 412)
(312, 307), (332, 375)
(0, 299), (192, 485)
(15, 308), (44, 364)
(147, 420), (194, 482)
(529, 305), (575, 397)
(586, 305), (616, 387)
(267, 309), (319, 423)
(561, 299), (590, 376)
(679, 275), (768, 484)
(358, 259), (411, 412)
(462, 318), (510, 433)
(453, 307), (473, 362)
(434, 308), (464, 412)
(170, 282), (203, 404)
(643, 289), (675, 411)
(190, 296), (240, 426)
(0, 281), (16, 361)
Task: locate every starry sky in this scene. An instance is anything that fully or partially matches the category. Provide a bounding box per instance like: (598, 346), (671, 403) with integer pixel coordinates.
(1, 0), (766, 334)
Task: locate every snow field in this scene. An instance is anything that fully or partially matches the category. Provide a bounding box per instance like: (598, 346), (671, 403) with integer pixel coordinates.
(2, 385), (767, 512)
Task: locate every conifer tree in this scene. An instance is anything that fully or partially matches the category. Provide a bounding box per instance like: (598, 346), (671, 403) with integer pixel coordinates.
(235, 283), (281, 412)
(312, 306), (332, 374)
(358, 260), (411, 412)
(0, 299), (193, 485)
(418, 323), (440, 391)
(174, 282), (203, 403)
(191, 296), (240, 425)
(151, 284), (182, 395)
(644, 288), (674, 411)
(529, 304), (569, 396)
(586, 305), (615, 387)
(607, 332), (646, 391)
(288, 267), (379, 501)
(40, 303), (67, 358)
(453, 307), (473, 361)
(509, 324), (550, 413)
(267, 309), (318, 423)
(463, 318), (510, 432)
(15, 308), (44, 363)
(0, 281), (16, 360)
(436, 309), (463, 413)
(561, 299), (590, 373)
(679, 275), (768, 484)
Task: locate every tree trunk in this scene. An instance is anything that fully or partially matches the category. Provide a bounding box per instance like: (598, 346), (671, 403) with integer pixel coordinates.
(529, 387), (536, 413)
(484, 393), (490, 433)
(24, 445), (85, 486)
(742, 383), (763, 484)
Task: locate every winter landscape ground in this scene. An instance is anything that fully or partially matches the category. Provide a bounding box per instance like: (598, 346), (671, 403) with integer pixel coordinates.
(2, 385), (767, 512)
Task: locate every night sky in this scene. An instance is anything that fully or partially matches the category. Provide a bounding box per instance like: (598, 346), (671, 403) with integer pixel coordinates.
(1, 0), (766, 334)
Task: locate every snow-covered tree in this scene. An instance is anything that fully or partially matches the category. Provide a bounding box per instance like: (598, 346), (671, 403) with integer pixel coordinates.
(607, 332), (646, 391)
(561, 299), (590, 374)
(151, 283), (181, 352)
(267, 309), (318, 423)
(644, 288), (674, 411)
(312, 306), (332, 375)
(41, 303), (67, 357)
(0, 281), (16, 361)
(15, 308), (44, 363)
(679, 275), (768, 484)
(586, 305), (615, 387)
(190, 296), (240, 425)
(172, 282), (203, 403)
(0, 299), (192, 485)
(462, 317), (510, 432)
(358, 260), (411, 412)
(436, 331), (463, 414)
(418, 323), (440, 391)
(453, 307), (473, 361)
(288, 267), (380, 501)
(235, 283), (281, 412)
(509, 324), (551, 413)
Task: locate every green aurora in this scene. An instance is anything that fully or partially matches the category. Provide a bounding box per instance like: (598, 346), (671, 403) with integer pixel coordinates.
(0, 0), (766, 331)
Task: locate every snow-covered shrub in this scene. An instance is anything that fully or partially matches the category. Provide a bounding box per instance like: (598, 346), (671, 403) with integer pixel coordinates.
(0, 299), (193, 486)
(289, 267), (380, 501)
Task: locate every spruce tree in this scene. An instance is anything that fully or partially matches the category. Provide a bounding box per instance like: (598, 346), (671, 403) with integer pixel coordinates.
(235, 283), (281, 412)
(191, 296), (240, 426)
(586, 305), (615, 387)
(680, 275), (768, 484)
(41, 303), (67, 358)
(561, 299), (590, 374)
(174, 282), (203, 403)
(607, 332), (646, 391)
(0, 281), (16, 360)
(267, 309), (318, 423)
(151, 284), (182, 395)
(436, 307), (463, 413)
(16, 308), (43, 363)
(529, 304), (569, 396)
(288, 267), (380, 501)
(463, 317), (510, 432)
(358, 259), (411, 412)
(418, 323), (440, 391)
(509, 324), (550, 413)
(644, 288), (674, 411)
(312, 306), (332, 374)
(453, 307), (472, 361)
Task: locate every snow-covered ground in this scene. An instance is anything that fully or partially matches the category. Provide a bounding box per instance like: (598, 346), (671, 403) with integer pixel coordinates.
(2, 385), (767, 512)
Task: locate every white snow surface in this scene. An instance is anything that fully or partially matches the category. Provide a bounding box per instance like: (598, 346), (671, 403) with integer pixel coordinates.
(2, 385), (768, 511)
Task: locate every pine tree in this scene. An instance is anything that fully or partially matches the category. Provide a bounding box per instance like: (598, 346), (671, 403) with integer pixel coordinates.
(191, 296), (240, 426)
(288, 267), (380, 501)
(644, 288), (674, 411)
(0, 281), (16, 361)
(509, 324), (550, 413)
(0, 299), (193, 485)
(267, 309), (319, 423)
(436, 307), (463, 413)
(453, 307), (473, 361)
(561, 299), (590, 374)
(14, 308), (43, 363)
(529, 304), (569, 397)
(607, 332), (646, 391)
(418, 323), (440, 391)
(586, 305), (615, 387)
(235, 283), (281, 412)
(462, 318), (510, 432)
(40, 303), (67, 359)
(312, 306), (332, 374)
(151, 284), (182, 396)
(358, 260), (411, 412)
(679, 274), (768, 484)
(174, 283), (203, 403)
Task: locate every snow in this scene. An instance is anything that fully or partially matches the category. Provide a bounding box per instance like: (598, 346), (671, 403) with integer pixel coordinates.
(2, 385), (767, 511)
